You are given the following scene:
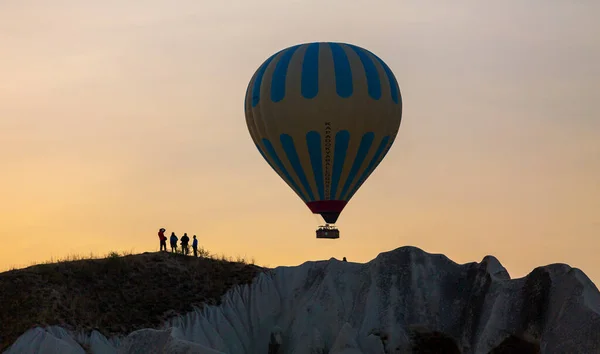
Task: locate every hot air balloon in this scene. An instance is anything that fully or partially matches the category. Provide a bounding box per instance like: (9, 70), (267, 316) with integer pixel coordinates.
(244, 42), (402, 239)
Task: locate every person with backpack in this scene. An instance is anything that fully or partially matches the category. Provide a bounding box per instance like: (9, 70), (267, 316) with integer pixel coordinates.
(158, 228), (167, 251)
(170, 232), (178, 253)
(180, 233), (190, 255)
(192, 235), (198, 257)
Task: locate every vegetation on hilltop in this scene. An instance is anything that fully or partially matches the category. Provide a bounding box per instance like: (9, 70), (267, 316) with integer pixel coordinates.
(0, 249), (265, 351)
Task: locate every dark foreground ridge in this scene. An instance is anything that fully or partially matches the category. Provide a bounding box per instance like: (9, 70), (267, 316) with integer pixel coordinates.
(0, 251), (264, 351)
(3, 246), (600, 353)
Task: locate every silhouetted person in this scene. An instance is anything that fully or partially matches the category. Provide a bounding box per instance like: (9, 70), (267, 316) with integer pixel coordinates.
(343, 257), (347, 262)
(170, 232), (178, 253)
(192, 235), (198, 257)
(181, 233), (190, 255)
(158, 228), (167, 251)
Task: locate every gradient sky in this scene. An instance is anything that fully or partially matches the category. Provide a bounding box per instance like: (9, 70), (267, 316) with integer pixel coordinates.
(1, 1), (599, 284)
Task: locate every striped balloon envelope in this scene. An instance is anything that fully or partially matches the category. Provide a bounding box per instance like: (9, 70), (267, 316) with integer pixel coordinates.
(244, 42), (402, 225)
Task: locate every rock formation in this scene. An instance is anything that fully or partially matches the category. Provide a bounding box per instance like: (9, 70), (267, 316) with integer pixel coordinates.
(5, 246), (600, 353)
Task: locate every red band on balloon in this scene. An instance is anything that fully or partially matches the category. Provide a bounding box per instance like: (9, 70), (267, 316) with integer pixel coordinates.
(306, 200), (347, 213)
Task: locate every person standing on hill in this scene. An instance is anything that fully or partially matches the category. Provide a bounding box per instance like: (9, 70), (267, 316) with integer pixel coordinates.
(180, 233), (190, 255)
(158, 228), (167, 251)
(192, 235), (198, 257)
(170, 232), (178, 253)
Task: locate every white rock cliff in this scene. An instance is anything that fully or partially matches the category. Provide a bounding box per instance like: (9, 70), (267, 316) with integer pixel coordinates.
(5, 246), (600, 353)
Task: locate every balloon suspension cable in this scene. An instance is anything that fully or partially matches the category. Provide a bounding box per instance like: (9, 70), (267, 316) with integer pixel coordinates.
(317, 223), (338, 230)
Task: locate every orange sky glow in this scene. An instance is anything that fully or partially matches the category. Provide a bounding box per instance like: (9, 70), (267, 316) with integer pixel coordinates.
(1, 1), (599, 285)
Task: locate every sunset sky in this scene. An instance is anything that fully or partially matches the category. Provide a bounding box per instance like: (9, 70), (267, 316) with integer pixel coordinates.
(1, 1), (599, 285)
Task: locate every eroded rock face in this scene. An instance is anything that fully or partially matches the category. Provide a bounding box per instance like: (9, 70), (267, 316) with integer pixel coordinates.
(5, 246), (600, 353)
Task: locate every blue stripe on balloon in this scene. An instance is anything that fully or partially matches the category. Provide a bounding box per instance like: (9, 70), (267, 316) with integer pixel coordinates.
(371, 54), (400, 104)
(255, 142), (275, 171)
(251, 51), (281, 107)
(329, 130), (350, 199)
(280, 134), (315, 201)
(339, 132), (375, 200)
(271, 45), (301, 103)
(261, 138), (308, 202)
(306, 131), (324, 200)
(301, 43), (320, 99)
(329, 43), (353, 98)
(345, 135), (390, 200)
(348, 45), (381, 100)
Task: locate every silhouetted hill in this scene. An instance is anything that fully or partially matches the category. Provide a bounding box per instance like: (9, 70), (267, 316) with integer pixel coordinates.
(0, 251), (263, 351)
(3, 246), (600, 353)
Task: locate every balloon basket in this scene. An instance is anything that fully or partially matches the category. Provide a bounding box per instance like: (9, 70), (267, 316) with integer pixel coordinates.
(316, 224), (340, 239)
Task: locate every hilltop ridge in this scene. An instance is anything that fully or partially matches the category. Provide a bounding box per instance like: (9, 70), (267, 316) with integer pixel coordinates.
(3, 246), (600, 353)
(0, 251), (263, 351)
